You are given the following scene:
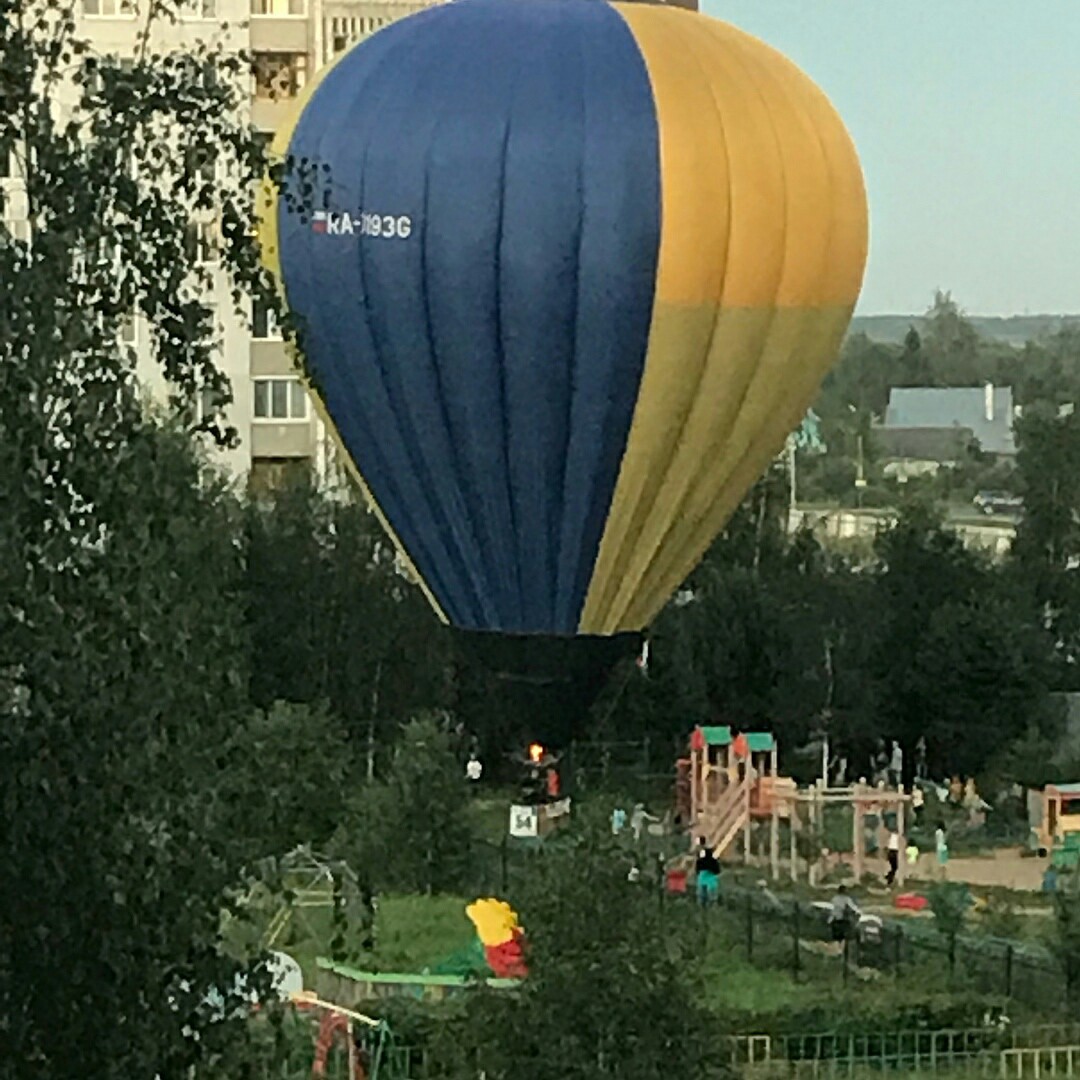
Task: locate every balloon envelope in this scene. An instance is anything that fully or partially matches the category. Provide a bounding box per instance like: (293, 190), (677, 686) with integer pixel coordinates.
(260, 0), (867, 636)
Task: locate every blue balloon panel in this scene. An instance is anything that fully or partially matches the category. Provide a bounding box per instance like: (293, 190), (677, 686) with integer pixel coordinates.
(277, 0), (661, 633)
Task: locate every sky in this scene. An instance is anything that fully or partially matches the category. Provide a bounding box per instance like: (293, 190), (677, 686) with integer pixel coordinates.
(703, 1), (1080, 316)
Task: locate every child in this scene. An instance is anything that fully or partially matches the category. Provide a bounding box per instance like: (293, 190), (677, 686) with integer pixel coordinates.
(694, 837), (721, 905)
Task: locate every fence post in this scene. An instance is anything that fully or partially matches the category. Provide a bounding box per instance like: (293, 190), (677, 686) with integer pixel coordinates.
(1005, 944), (1014, 999)
(792, 902), (801, 977)
(894, 925), (902, 975)
(746, 892), (754, 963)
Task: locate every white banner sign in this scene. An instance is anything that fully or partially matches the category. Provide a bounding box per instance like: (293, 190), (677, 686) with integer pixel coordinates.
(509, 804), (539, 838)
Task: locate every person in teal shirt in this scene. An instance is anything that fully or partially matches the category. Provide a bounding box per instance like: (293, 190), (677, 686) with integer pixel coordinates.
(695, 837), (720, 905)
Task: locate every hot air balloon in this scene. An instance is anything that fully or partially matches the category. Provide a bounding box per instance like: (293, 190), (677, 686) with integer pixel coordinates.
(258, 0), (867, 675)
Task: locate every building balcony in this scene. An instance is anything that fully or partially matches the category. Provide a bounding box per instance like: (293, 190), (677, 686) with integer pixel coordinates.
(250, 338), (298, 378)
(250, 418), (317, 458)
(250, 15), (310, 53)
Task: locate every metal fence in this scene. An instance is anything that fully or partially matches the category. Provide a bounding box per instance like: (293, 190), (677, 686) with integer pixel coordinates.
(710, 882), (1068, 1015)
(230, 1022), (1080, 1079)
(728, 1025), (1080, 1078)
(463, 842), (1066, 1015)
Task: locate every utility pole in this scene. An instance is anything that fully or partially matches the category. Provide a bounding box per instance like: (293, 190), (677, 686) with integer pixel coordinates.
(787, 435), (797, 532)
(855, 433), (866, 509)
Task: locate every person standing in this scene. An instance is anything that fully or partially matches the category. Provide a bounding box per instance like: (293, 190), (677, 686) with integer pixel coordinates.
(546, 766), (560, 800)
(630, 803), (658, 843)
(935, 825), (950, 879)
(828, 885), (860, 943)
(889, 741), (904, 789)
(885, 829), (901, 886)
(465, 752), (482, 794)
(611, 806), (627, 836)
(694, 837), (721, 906)
(915, 736), (928, 780)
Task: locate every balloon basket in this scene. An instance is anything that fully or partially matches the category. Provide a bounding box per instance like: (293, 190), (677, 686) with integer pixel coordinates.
(450, 628), (641, 751)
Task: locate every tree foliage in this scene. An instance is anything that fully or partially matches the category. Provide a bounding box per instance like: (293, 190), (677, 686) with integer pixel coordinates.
(0, 3), (288, 1074)
(347, 715), (475, 896)
(245, 476), (450, 773)
(442, 828), (721, 1080)
(605, 499), (1057, 785)
(1012, 409), (1080, 683)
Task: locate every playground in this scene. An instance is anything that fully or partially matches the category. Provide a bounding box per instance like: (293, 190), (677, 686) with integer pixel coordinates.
(675, 723), (1065, 898)
(221, 724), (1080, 1080)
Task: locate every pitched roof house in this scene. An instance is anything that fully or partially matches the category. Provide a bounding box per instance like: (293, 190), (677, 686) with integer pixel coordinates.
(874, 384), (1016, 466)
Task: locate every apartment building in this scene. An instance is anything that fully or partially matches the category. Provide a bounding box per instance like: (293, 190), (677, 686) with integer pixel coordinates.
(246, 0), (437, 490)
(1, 0), (437, 489)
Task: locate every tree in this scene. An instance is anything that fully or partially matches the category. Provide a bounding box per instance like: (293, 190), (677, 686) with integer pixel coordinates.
(904, 594), (1055, 777)
(870, 504), (984, 756)
(1053, 882), (1080, 1002)
(1012, 408), (1080, 684)
(0, 421), (278, 1076)
(921, 291), (984, 386)
(245, 476), (450, 775)
(870, 503), (1055, 776)
(347, 715), (475, 895)
(819, 330), (896, 418)
(218, 701), (355, 861)
(927, 881), (970, 975)
(443, 827), (721, 1080)
(0, 4), (292, 1074)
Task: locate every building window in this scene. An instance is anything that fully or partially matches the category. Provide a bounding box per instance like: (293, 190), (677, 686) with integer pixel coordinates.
(253, 377), (307, 421)
(252, 298), (281, 340)
(252, 0), (305, 14)
(253, 52), (308, 100)
(186, 220), (219, 266)
(81, 0), (134, 14)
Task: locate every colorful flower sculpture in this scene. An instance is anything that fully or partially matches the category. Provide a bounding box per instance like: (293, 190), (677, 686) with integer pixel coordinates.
(465, 898), (528, 979)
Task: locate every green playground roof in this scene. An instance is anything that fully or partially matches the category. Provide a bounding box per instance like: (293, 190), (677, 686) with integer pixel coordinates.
(746, 732), (776, 753)
(316, 958), (518, 988)
(1049, 783), (1080, 796)
(699, 725), (732, 746)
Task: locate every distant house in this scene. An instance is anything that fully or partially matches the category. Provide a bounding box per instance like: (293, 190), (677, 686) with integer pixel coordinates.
(873, 384), (1016, 477)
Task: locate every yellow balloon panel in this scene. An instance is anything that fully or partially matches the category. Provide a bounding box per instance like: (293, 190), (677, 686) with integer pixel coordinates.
(581, 5), (868, 634)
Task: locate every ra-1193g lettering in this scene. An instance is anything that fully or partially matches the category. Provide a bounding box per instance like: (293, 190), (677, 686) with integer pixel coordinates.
(312, 210), (413, 238)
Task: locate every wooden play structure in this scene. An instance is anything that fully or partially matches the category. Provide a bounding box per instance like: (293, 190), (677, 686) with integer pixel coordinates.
(1029, 782), (1080, 861)
(679, 725), (913, 885)
(679, 724), (796, 862)
(778, 781), (913, 886)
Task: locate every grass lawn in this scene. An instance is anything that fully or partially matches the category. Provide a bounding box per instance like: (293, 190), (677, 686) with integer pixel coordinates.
(697, 954), (813, 1014)
(269, 893), (477, 982)
(372, 894), (477, 972)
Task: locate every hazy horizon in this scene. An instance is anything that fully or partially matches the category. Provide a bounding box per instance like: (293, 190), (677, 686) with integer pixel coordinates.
(704, 1), (1080, 319)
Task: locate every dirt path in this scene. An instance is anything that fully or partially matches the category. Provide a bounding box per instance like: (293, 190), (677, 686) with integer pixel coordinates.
(883, 848), (1049, 892)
